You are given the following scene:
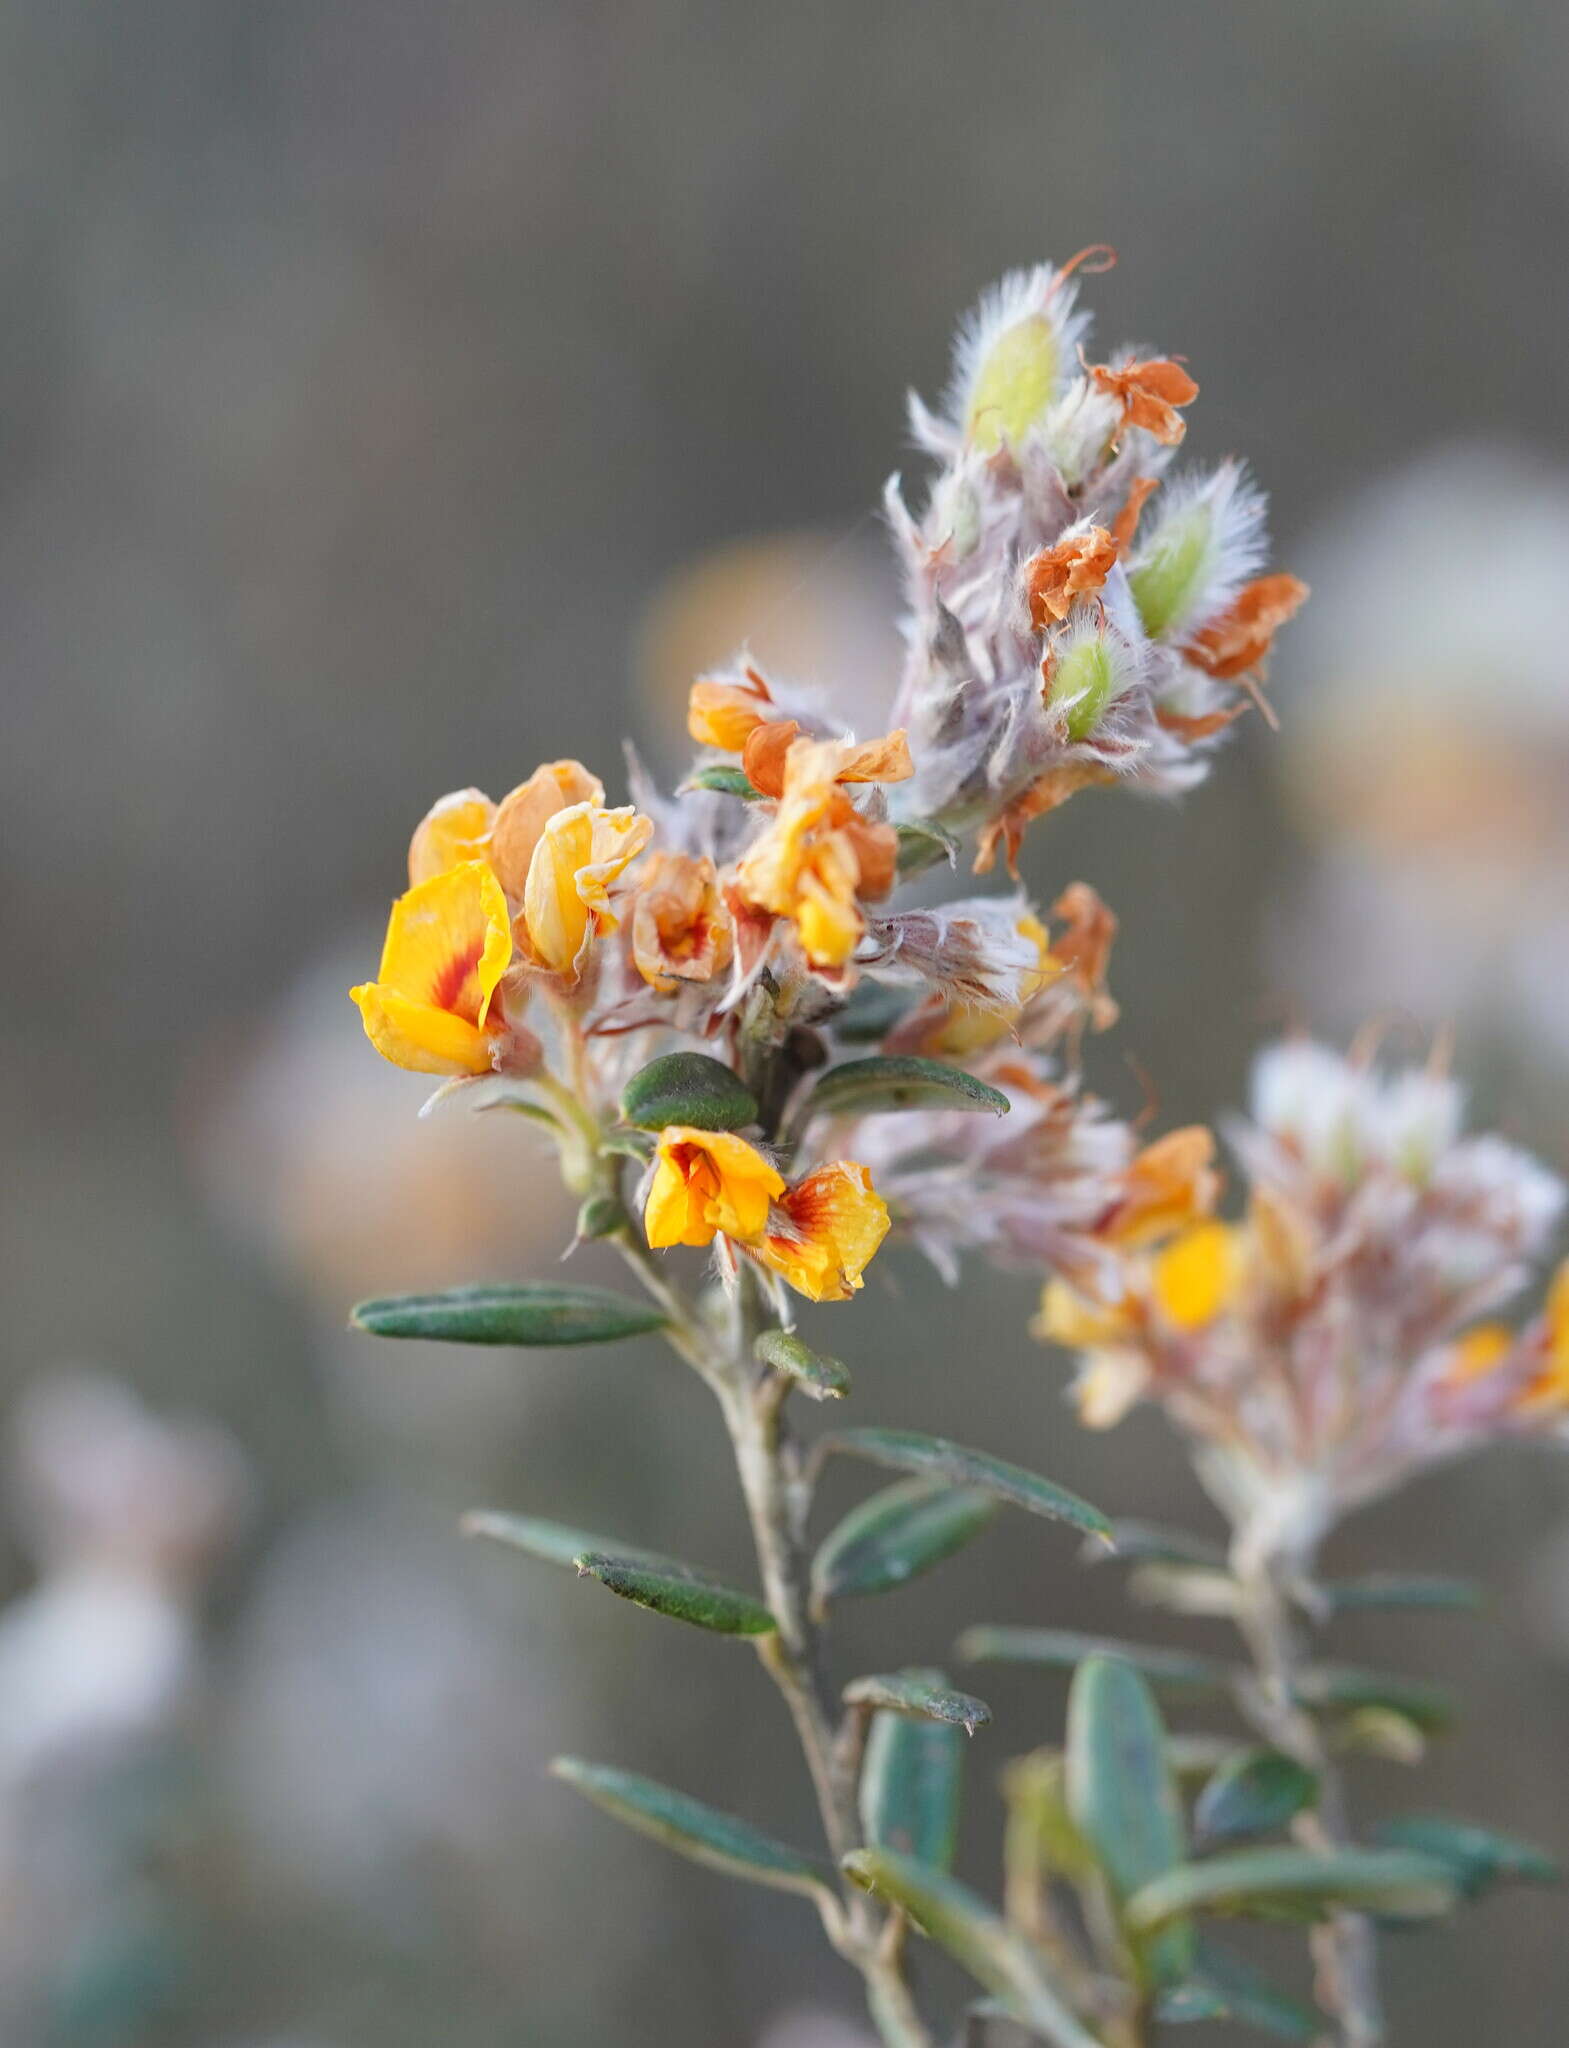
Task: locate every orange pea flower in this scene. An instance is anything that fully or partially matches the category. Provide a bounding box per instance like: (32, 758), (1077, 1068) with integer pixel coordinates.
(351, 862), (515, 1075)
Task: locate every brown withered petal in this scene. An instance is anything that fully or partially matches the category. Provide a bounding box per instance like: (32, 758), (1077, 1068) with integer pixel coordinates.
(836, 728), (914, 785)
(841, 810), (899, 902)
(1185, 573), (1310, 680)
(741, 718), (802, 798)
(1023, 526), (1119, 627)
(974, 762), (1118, 877)
(1110, 474), (1160, 552)
(1049, 882), (1118, 1003)
(490, 760), (604, 898)
(1089, 356), (1199, 446)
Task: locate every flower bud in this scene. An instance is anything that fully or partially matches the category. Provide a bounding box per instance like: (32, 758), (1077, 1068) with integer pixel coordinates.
(1048, 632), (1117, 741)
(966, 314), (1060, 454)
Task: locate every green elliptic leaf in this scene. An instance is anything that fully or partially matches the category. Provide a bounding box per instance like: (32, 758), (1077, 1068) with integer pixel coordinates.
(823, 1430), (1109, 1543)
(754, 1329), (851, 1402)
(805, 1056), (1011, 1121)
(462, 1511), (701, 1581)
(620, 1051), (759, 1133)
(812, 1479), (996, 1609)
(1066, 1657), (1191, 1985)
(1090, 1520), (1229, 1570)
(1314, 1574), (1482, 1616)
(686, 763), (764, 799)
(574, 1554), (776, 1636)
(894, 820), (958, 877)
(842, 1848), (1102, 2048)
(845, 1671), (991, 1735)
(1194, 1749), (1319, 1848)
(1125, 1847), (1458, 1933)
(957, 1627), (1231, 1696)
(575, 1193), (625, 1241)
(859, 1668), (966, 1871)
(550, 1757), (830, 1899)
(1375, 1816), (1561, 1900)
(1292, 1664), (1454, 1733)
(1159, 1940), (1319, 2041)
(350, 1283), (666, 1346)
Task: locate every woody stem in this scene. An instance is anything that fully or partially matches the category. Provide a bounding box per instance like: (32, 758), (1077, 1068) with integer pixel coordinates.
(1233, 1556), (1383, 2048)
(611, 1233), (933, 2047)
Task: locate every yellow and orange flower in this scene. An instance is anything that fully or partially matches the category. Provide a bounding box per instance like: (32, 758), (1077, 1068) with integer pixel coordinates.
(733, 734), (908, 970)
(644, 1128), (784, 1249)
(1151, 1220), (1240, 1331)
(520, 798), (653, 975)
(1100, 1126), (1220, 1247)
(753, 1161), (890, 1302)
(489, 760), (606, 896)
(629, 851), (733, 992)
(688, 667), (777, 751)
(351, 861), (515, 1075)
(1514, 1260), (1569, 1413)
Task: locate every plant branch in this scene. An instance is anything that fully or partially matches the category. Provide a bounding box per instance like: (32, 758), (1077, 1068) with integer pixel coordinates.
(1232, 1553), (1384, 2048)
(612, 1230), (934, 2047)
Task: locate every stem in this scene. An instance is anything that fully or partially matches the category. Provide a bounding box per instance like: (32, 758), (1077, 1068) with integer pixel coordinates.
(613, 1233), (933, 2046)
(1233, 1556), (1384, 2048)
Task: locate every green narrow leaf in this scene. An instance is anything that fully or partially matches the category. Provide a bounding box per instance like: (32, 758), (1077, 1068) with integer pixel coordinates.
(1001, 1750), (1096, 1884)
(806, 1056), (1011, 1120)
(845, 1671), (991, 1734)
(1374, 1816), (1561, 1900)
(824, 1430), (1109, 1542)
(574, 1554), (776, 1635)
(1125, 1847), (1458, 1932)
(894, 820), (959, 877)
(1292, 1664), (1454, 1733)
(462, 1510), (701, 1580)
(1091, 1520), (1230, 1570)
(859, 1667), (966, 1871)
(551, 1757), (830, 1899)
(620, 1051), (759, 1133)
(685, 763), (764, 799)
(957, 1627), (1231, 1696)
(1066, 1657), (1191, 1985)
(351, 1283), (666, 1346)
(812, 1480), (996, 1608)
(1164, 1940), (1320, 2041)
(1194, 1749), (1319, 1848)
(1315, 1574), (1482, 1616)
(842, 1848), (1102, 2048)
(754, 1329), (851, 1401)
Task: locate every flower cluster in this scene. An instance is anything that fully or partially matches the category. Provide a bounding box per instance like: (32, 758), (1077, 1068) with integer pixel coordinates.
(350, 256), (1299, 1323)
(883, 254), (1306, 873)
(1040, 1037), (1568, 1556)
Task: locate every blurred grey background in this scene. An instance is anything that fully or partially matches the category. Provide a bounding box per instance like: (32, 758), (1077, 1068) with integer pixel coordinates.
(2, 2), (1568, 2042)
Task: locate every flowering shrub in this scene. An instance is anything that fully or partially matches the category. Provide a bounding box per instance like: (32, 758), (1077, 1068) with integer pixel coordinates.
(348, 259), (1559, 2045)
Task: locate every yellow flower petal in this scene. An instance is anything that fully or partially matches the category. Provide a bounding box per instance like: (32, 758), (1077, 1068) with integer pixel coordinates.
(754, 1161), (890, 1302)
(1072, 1350), (1150, 1429)
(408, 788), (496, 886)
(644, 1129), (785, 1250)
(1152, 1221), (1238, 1331)
(522, 801), (653, 974)
(1444, 1322), (1514, 1385)
(352, 861), (513, 1075)
(349, 984), (496, 1076)
(1032, 1279), (1136, 1349)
